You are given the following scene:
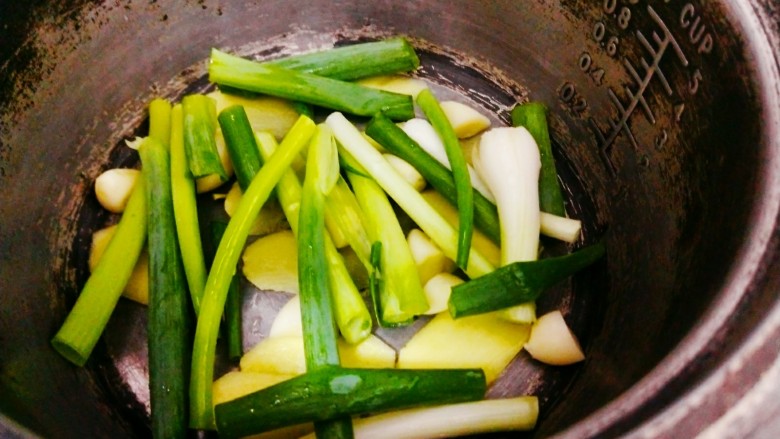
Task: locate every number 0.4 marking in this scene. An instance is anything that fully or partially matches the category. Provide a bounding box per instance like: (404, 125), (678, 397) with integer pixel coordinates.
(579, 52), (606, 86)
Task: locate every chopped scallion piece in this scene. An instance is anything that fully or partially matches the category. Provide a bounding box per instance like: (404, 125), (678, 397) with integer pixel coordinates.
(51, 181), (147, 366)
(209, 52), (414, 120)
(416, 90), (474, 269)
(183, 94), (228, 180)
(170, 103), (208, 314)
(189, 115), (316, 429)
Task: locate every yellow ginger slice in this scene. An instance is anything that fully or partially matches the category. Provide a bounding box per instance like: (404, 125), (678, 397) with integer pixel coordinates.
(240, 335), (396, 375)
(89, 225), (149, 305)
(407, 228), (455, 286)
(356, 75), (429, 98)
(398, 311), (530, 384)
(224, 182), (289, 237)
(440, 100), (492, 138)
(419, 190), (501, 267)
(212, 371), (294, 404)
(207, 90), (300, 141)
(242, 230), (299, 294)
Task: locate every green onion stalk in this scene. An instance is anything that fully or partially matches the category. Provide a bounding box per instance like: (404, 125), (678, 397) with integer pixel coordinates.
(343, 152), (429, 325)
(326, 112), (495, 280)
(209, 53), (414, 121)
(297, 124), (354, 438)
(256, 131), (372, 345)
(51, 181), (147, 367)
(189, 115), (316, 429)
(170, 103), (208, 313)
(139, 137), (192, 439)
(416, 89), (474, 270)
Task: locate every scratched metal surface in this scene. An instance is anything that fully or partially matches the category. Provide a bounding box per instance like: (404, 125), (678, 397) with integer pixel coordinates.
(0, 1), (779, 438)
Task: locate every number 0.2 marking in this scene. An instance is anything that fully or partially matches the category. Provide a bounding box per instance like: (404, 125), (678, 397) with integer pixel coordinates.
(560, 82), (588, 114)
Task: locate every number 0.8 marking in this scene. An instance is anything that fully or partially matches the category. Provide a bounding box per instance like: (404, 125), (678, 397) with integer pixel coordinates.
(617, 7), (632, 29)
(603, 0), (631, 29)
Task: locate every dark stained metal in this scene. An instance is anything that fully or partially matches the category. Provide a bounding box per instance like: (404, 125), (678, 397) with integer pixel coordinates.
(0, 1), (778, 438)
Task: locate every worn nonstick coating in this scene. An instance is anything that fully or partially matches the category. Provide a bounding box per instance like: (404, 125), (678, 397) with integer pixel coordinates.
(1, 1), (779, 438)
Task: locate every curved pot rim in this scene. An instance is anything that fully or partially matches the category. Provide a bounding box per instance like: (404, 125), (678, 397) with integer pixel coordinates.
(556, 1), (780, 437)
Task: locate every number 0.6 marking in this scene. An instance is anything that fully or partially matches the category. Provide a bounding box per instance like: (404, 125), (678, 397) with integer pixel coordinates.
(592, 22), (620, 58)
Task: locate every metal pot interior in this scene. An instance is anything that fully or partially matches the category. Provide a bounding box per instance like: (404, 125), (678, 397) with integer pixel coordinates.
(1, 1), (779, 437)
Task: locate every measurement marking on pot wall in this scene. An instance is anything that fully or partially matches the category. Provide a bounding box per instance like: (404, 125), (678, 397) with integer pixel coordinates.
(590, 4), (689, 173)
(560, 1), (717, 176)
